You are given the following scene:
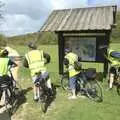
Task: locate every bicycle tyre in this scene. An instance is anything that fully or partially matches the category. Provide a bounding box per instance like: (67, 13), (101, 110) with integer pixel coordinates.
(40, 93), (48, 113)
(38, 86), (47, 113)
(116, 82), (120, 95)
(61, 75), (69, 91)
(85, 80), (103, 102)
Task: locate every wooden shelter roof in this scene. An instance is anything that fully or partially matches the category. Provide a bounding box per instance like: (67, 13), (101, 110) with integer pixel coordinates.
(40, 5), (117, 32)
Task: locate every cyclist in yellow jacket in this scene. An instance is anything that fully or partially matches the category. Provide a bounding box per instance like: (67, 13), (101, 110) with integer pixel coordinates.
(0, 48), (16, 103)
(108, 48), (120, 90)
(0, 41), (21, 82)
(23, 42), (52, 101)
(64, 48), (80, 99)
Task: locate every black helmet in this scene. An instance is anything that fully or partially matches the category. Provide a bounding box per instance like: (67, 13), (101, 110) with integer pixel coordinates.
(0, 49), (8, 57)
(64, 48), (72, 54)
(27, 42), (37, 49)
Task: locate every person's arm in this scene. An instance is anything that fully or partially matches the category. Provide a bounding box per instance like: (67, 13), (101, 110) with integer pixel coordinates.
(8, 59), (17, 68)
(78, 56), (82, 61)
(23, 57), (29, 68)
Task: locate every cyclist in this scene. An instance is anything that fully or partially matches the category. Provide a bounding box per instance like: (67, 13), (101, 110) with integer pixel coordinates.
(64, 48), (80, 99)
(0, 48), (17, 105)
(23, 42), (52, 101)
(108, 48), (120, 90)
(0, 41), (21, 82)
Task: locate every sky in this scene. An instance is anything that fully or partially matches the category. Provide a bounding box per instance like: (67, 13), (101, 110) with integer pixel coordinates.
(0, 0), (120, 36)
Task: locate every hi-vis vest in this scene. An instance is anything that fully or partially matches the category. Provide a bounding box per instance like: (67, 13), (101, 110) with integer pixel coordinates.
(25, 50), (46, 77)
(108, 49), (120, 66)
(65, 52), (80, 77)
(0, 57), (9, 76)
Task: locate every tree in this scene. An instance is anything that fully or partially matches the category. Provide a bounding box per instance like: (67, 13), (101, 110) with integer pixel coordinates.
(0, 1), (6, 48)
(0, 1), (3, 20)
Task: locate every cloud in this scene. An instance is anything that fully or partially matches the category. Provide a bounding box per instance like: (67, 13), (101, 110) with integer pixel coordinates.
(2, 0), (52, 19)
(51, 0), (88, 9)
(0, 14), (42, 36)
(0, 0), (53, 36)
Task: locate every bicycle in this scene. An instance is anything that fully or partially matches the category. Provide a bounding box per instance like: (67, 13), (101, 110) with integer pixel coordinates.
(99, 45), (120, 95)
(61, 68), (103, 102)
(34, 73), (54, 113)
(0, 69), (22, 115)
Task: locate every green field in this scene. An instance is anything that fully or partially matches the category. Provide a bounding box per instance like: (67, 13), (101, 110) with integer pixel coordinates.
(8, 44), (120, 120)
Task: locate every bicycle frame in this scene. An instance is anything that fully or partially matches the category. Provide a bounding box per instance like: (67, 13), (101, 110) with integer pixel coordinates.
(61, 71), (103, 102)
(0, 67), (22, 115)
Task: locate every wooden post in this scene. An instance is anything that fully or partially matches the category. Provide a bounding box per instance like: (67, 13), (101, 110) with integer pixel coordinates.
(103, 50), (108, 77)
(58, 32), (64, 75)
(103, 31), (111, 77)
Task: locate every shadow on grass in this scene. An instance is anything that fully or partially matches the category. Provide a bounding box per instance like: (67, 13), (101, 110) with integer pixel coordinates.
(53, 83), (61, 88)
(0, 112), (11, 120)
(12, 87), (32, 114)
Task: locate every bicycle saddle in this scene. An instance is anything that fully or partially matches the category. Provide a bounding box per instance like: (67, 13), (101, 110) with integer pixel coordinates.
(110, 51), (120, 59)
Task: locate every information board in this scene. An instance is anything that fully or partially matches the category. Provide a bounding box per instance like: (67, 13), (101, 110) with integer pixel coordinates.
(65, 37), (96, 61)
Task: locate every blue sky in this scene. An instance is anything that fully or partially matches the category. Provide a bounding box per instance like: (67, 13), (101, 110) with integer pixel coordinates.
(0, 0), (120, 36)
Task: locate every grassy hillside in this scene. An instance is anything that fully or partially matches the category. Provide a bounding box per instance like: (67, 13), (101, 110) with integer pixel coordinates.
(7, 32), (58, 45)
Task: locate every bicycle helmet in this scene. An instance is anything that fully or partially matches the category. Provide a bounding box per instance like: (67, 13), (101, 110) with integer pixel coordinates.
(0, 48), (8, 56)
(65, 48), (72, 54)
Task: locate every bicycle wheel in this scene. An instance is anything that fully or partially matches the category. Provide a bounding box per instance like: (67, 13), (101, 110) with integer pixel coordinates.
(61, 74), (69, 91)
(40, 93), (48, 113)
(4, 88), (14, 115)
(117, 84), (120, 95)
(116, 76), (120, 95)
(85, 80), (103, 102)
(38, 86), (47, 113)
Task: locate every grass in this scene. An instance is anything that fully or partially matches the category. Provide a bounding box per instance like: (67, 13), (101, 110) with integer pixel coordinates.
(11, 44), (120, 120)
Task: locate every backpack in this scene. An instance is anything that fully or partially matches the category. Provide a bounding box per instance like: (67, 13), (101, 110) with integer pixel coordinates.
(44, 53), (51, 64)
(74, 61), (82, 71)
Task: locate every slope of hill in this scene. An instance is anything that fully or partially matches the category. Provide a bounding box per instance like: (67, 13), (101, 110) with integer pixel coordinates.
(7, 32), (58, 45)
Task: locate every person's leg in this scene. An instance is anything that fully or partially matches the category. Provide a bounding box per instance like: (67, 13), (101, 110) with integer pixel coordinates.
(41, 71), (53, 96)
(11, 66), (19, 81)
(109, 73), (114, 89)
(117, 67), (120, 82)
(46, 78), (52, 89)
(33, 85), (39, 100)
(32, 76), (39, 101)
(109, 67), (116, 89)
(69, 76), (77, 99)
(11, 60), (20, 82)
(71, 89), (76, 98)
(41, 71), (52, 89)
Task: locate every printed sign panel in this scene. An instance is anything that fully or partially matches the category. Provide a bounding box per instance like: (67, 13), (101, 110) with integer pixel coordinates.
(65, 37), (96, 61)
